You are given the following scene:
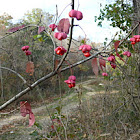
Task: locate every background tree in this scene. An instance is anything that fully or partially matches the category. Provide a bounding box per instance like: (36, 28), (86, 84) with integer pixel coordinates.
(0, 1), (140, 139)
(94, 0), (140, 137)
(0, 13), (13, 36)
(0, 9), (57, 102)
(95, 0), (133, 32)
(20, 8), (54, 26)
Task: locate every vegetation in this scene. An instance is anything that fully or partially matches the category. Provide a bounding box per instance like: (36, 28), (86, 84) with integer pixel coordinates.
(0, 0), (140, 139)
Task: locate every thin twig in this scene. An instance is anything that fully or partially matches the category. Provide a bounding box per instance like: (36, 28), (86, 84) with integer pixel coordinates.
(110, 22), (140, 53)
(75, 25), (87, 43)
(0, 101), (27, 115)
(54, 5), (58, 23)
(0, 61), (4, 100)
(43, 30), (56, 71)
(0, 25), (38, 40)
(55, 0), (75, 72)
(77, 0), (80, 10)
(0, 67), (27, 84)
(0, 30), (119, 110)
(0, 1), (139, 111)
(112, 100), (129, 114)
(57, 3), (72, 19)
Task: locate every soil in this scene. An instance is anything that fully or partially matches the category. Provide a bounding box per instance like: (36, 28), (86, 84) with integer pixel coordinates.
(0, 76), (112, 139)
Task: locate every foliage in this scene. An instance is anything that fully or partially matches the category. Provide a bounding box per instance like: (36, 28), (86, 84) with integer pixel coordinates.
(0, 0), (140, 139)
(95, 0), (133, 32)
(0, 12), (13, 27)
(20, 8), (54, 25)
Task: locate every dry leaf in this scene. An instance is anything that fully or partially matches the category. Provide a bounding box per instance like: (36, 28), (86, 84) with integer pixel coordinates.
(91, 58), (98, 76)
(26, 61), (34, 75)
(20, 101), (35, 127)
(57, 18), (70, 34)
(99, 56), (106, 71)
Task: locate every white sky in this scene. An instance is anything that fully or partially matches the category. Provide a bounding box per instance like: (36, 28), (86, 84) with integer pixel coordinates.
(0, 0), (119, 43)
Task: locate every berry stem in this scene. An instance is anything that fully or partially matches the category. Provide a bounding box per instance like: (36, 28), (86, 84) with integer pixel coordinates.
(65, 60), (73, 75)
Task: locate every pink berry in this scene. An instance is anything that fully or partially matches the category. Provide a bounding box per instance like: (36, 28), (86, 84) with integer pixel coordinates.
(111, 63), (116, 69)
(82, 45), (91, 53)
(21, 46), (29, 51)
(79, 45), (92, 57)
(57, 32), (67, 40)
(131, 42), (136, 45)
(49, 24), (57, 31)
(64, 75), (76, 88)
(130, 38), (135, 42)
(123, 51), (131, 57)
(69, 10), (77, 18)
(64, 80), (71, 84)
(130, 38), (136, 45)
(54, 32), (59, 38)
(133, 35), (140, 42)
(71, 83), (75, 87)
(55, 46), (67, 55)
(76, 11), (83, 20)
(54, 32), (67, 40)
(79, 45), (84, 50)
(68, 84), (72, 88)
(102, 73), (108, 76)
(84, 52), (91, 57)
(110, 55), (115, 60)
(69, 10), (83, 20)
(123, 51), (128, 55)
(68, 75), (76, 81)
(25, 50), (31, 56)
(127, 52), (131, 57)
(107, 57), (112, 61)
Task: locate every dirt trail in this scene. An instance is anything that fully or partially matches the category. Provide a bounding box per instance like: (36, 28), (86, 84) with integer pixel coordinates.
(0, 78), (97, 130)
(0, 76), (118, 140)
(0, 77), (119, 139)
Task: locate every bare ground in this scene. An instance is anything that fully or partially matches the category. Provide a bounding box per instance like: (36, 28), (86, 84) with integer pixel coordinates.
(0, 77), (114, 139)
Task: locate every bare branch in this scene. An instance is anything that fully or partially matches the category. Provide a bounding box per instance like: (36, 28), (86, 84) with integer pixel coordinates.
(43, 30), (57, 71)
(0, 25), (37, 40)
(0, 1), (139, 111)
(0, 67), (27, 84)
(55, 16), (74, 71)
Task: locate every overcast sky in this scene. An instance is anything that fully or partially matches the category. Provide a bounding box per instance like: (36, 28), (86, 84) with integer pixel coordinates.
(0, 0), (119, 43)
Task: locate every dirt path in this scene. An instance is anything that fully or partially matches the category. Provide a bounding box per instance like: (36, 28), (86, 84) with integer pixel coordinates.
(0, 78), (97, 130)
(0, 77), (115, 139)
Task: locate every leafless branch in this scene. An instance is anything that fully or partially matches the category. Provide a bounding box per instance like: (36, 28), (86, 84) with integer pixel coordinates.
(43, 29), (57, 71)
(0, 67), (27, 84)
(0, 1), (139, 111)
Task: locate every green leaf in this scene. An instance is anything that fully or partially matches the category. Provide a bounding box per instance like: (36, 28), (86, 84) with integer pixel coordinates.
(105, 37), (108, 41)
(81, 40), (85, 44)
(38, 37), (44, 42)
(37, 35), (42, 39)
(34, 122), (42, 130)
(94, 16), (97, 22)
(55, 106), (62, 115)
(33, 35), (38, 39)
(30, 130), (39, 136)
(98, 21), (102, 27)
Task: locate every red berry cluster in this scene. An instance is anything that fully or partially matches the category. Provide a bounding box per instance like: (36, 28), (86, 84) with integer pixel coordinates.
(54, 32), (67, 40)
(64, 75), (76, 88)
(54, 32), (67, 56)
(107, 54), (116, 69)
(49, 24), (57, 31)
(123, 51), (131, 57)
(69, 10), (83, 20)
(130, 35), (140, 45)
(79, 45), (92, 57)
(55, 46), (67, 55)
(21, 46), (31, 56)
